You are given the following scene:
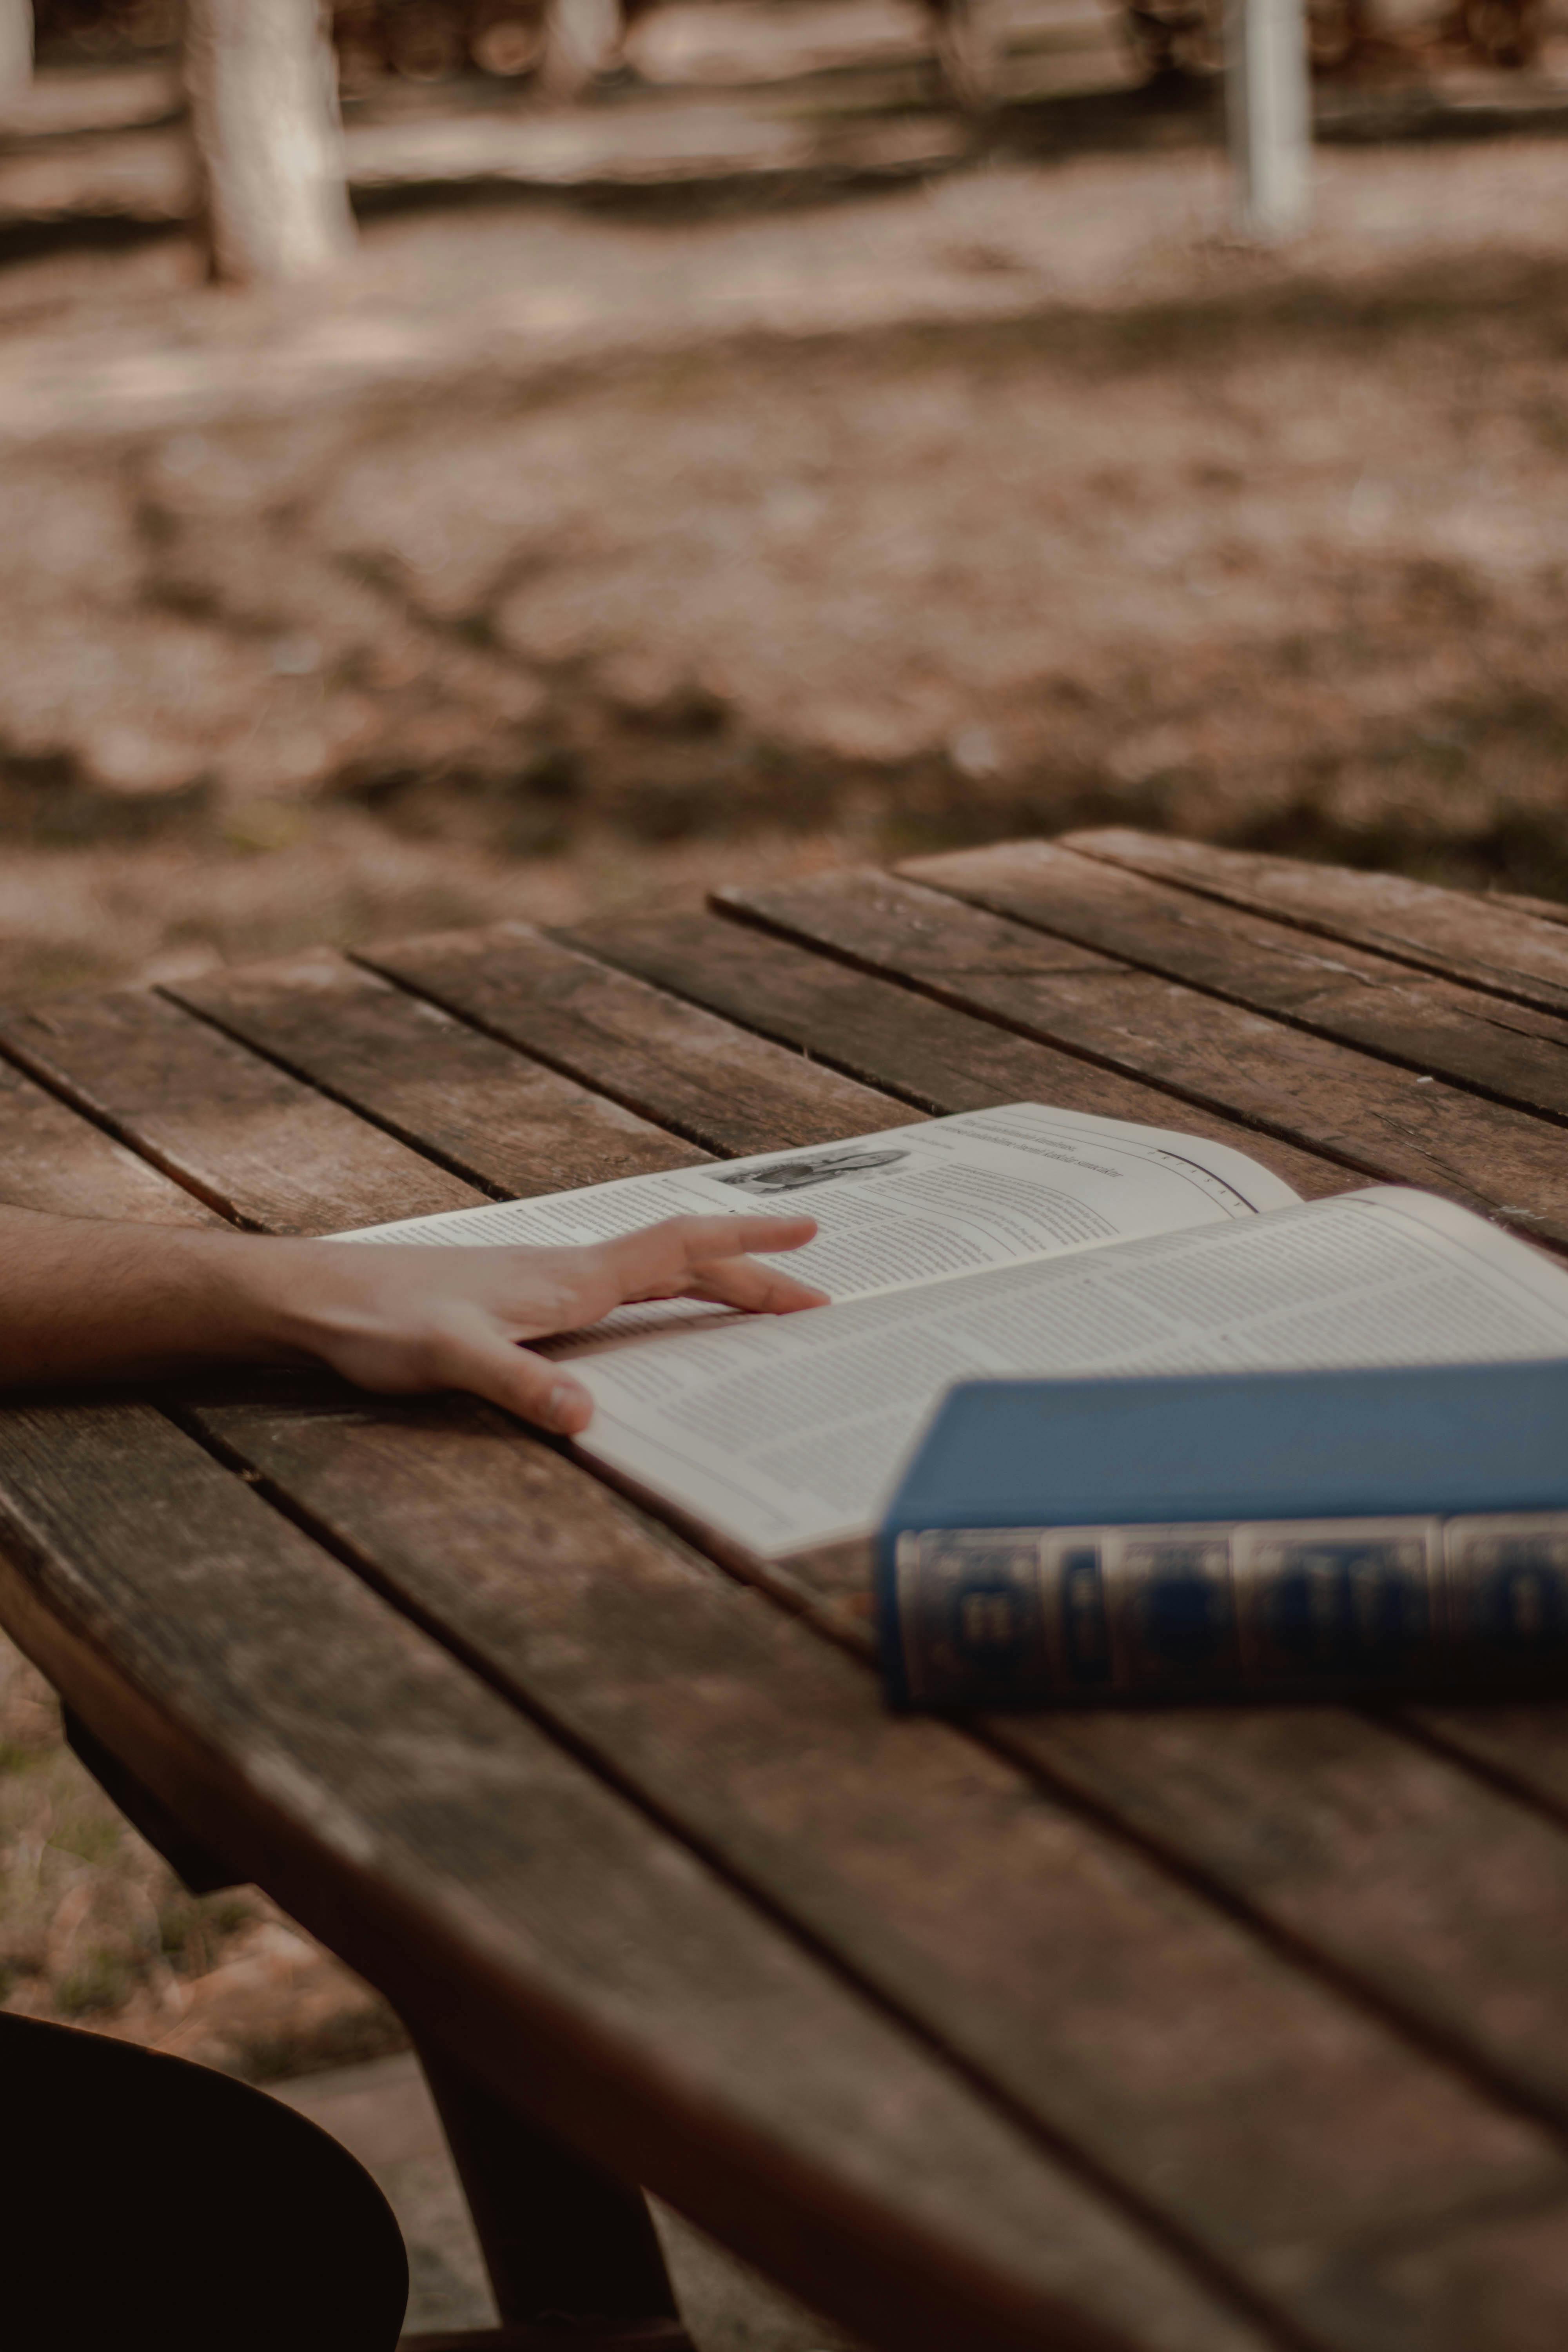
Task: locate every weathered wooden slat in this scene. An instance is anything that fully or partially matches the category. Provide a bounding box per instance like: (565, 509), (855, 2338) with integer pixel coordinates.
(191, 1385), (1568, 2352)
(1065, 829), (1568, 1022)
(925, 837), (1568, 1126)
(712, 868), (1568, 1250)
(546, 893), (1568, 2138)
(0, 1401), (1212, 2352)
(165, 949), (706, 1200)
(0, 1054), (221, 1226)
(357, 924), (901, 1160)
(986, 1696), (1568, 2127)
(58, 955), (1568, 2183)
(0, 931), (1298, 2333)
(16, 958), (1489, 2233)
(41, 965), (1568, 2259)
(18, 918), (1568, 2347)
(558, 909), (1343, 1204)
(1488, 887), (1568, 933)
(1408, 1700), (1568, 1834)
(0, 986), (480, 1234)
(555, 885), (1568, 2113)
(1379, 1696), (1568, 1984)
(769, 1568), (1568, 2171)
(18, 874), (1568, 2352)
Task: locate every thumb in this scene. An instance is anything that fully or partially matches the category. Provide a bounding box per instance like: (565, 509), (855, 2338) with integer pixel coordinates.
(426, 1315), (594, 1435)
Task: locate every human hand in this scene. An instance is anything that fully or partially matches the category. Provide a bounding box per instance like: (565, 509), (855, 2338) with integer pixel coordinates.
(264, 1213), (826, 1434)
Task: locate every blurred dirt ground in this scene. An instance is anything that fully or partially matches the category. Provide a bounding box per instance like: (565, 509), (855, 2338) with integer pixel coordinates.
(0, 1625), (403, 2074)
(7, 123), (1568, 1018)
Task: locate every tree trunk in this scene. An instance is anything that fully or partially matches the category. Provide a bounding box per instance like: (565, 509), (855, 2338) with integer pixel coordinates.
(1226, 0), (1312, 240)
(184, 0), (356, 285)
(0, 0), (33, 104)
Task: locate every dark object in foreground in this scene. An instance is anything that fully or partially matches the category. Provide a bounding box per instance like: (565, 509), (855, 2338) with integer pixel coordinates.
(879, 1362), (1568, 1709)
(0, 2011), (408, 2350)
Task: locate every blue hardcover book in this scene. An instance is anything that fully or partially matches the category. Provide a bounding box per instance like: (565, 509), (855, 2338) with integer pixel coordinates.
(878, 1361), (1568, 1710)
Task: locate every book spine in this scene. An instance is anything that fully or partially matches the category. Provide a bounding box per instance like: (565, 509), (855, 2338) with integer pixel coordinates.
(881, 1512), (1568, 1709)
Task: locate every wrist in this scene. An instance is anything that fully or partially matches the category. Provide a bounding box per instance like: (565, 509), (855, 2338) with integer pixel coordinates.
(204, 1234), (357, 1367)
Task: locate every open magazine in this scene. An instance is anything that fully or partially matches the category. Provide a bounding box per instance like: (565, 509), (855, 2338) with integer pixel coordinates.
(341, 1102), (1568, 1559)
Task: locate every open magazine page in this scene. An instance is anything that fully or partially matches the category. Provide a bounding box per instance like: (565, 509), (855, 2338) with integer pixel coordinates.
(339, 1102), (1301, 1345)
(569, 1189), (1568, 1558)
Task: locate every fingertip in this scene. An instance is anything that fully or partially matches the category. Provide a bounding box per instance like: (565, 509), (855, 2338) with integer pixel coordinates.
(548, 1381), (594, 1436)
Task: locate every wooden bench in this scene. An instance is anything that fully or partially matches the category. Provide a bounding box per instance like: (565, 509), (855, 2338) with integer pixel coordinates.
(7, 831), (1568, 2352)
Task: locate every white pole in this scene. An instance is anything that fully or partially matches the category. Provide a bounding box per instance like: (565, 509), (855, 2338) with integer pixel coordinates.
(184, 0), (356, 285)
(1226, 0), (1311, 241)
(0, 0), (33, 104)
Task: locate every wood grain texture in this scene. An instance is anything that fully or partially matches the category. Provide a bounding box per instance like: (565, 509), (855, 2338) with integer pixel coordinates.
(166, 949), (706, 1199)
(725, 865), (1568, 1249)
(687, 866), (1568, 2022)
(952, 836), (1568, 1125)
(1488, 887), (1568, 933)
(0, 1054), (221, 1225)
(561, 907), (1342, 1204)
(1065, 830), (1568, 1022)
(357, 924), (900, 1159)
(728, 1502), (1568, 2123)
(17, 868), (1568, 2352)
(191, 1388), (1568, 2352)
(985, 1698), (1568, 2132)
(0, 1401), (1227, 2352)
(0, 986), (479, 1234)
(1407, 1700), (1568, 1835)
(0, 941), (1504, 2352)
(887, 838), (1568, 1154)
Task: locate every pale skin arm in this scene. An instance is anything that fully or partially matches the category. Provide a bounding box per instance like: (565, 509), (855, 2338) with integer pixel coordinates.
(0, 1205), (828, 1435)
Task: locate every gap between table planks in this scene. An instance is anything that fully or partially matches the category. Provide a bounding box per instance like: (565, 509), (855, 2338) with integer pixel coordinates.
(356, 923), (903, 1160)
(1060, 829), (1568, 1024)
(544, 893), (1568, 2076)
(2, 949), (1545, 2352)
(668, 870), (1568, 1252)
(13, 949), (1568, 2349)
(0, 948), (1303, 2352)
(0, 969), (1288, 2352)
(893, 837), (1568, 1131)
(13, 896), (1568, 2346)
(0, 985), (481, 1234)
(839, 838), (1565, 1131)
(169, 929), (1334, 1628)
(0, 1051), (223, 1227)
(592, 877), (1568, 1807)
(359, 920), (1341, 1204)
(0, 1399), (1195, 2352)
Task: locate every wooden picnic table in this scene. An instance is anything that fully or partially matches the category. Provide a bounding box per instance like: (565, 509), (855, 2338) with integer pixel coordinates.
(10, 830), (1568, 2352)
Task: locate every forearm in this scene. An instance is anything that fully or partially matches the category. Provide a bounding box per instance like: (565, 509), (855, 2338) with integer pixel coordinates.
(0, 1208), (317, 1388)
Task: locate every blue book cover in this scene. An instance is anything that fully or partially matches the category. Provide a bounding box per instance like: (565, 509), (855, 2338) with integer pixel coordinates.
(877, 1361), (1568, 1709)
